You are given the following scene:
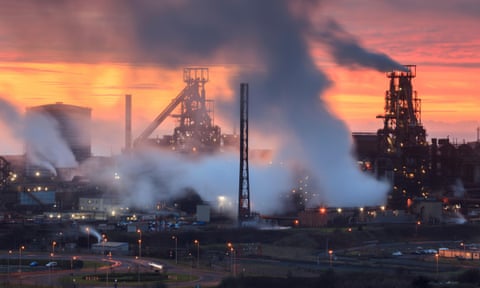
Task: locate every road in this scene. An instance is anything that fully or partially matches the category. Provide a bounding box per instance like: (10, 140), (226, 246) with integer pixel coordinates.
(1, 240), (473, 287)
(0, 251), (228, 287)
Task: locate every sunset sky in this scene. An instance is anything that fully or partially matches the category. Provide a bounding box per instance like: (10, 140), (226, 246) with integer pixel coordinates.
(0, 0), (479, 156)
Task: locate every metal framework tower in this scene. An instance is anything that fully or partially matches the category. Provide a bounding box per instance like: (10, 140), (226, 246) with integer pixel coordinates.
(238, 83), (251, 222)
(376, 65), (430, 209)
(134, 68), (221, 152)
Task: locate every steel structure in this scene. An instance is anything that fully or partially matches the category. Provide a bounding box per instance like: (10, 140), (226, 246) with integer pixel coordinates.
(134, 68), (221, 153)
(238, 83), (251, 222)
(376, 65), (430, 209)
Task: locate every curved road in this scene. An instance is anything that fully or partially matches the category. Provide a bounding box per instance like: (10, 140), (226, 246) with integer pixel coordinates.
(0, 251), (228, 287)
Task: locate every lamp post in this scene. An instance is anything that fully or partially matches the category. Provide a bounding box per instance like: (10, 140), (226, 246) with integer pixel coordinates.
(86, 227), (90, 250)
(194, 240), (199, 268)
(102, 236), (107, 256)
(52, 241), (56, 256)
(415, 221), (421, 237)
(435, 253), (439, 278)
(328, 250), (333, 267)
(172, 236), (178, 264)
(461, 242), (466, 258)
(18, 245), (25, 273)
(227, 243), (236, 276)
(71, 256), (77, 270)
(137, 229), (142, 258)
(7, 250), (12, 282)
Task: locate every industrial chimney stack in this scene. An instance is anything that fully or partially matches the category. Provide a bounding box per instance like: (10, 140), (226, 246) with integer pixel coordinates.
(125, 94), (132, 151)
(238, 83), (251, 224)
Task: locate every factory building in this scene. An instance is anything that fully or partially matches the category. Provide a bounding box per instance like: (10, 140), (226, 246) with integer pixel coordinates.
(26, 102), (92, 165)
(0, 103), (92, 210)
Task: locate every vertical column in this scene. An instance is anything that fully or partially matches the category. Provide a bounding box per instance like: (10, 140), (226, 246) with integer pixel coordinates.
(238, 83), (250, 223)
(125, 94), (132, 151)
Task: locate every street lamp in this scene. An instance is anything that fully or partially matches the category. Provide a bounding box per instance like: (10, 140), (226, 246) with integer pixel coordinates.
(102, 236), (108, 256)
(7, 250), (12, 282)
(415, 221), (421, 236)
(71, 256), (77, 270)
(328, 250), (333, 267)
(435, 253), (439, 278)
(52, 241), (57, 256)
(227, 243), (236, 276)
(86, 227), (90, 249)
(137, 229), (142, 258)
(172, 236), (178, 264)
(18, 245), (25, 273)
(194, 240), (200, 268)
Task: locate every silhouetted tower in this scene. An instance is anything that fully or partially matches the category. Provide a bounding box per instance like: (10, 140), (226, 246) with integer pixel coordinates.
(125, 94), (132, 151)
(238, 83), (251, 223)
(376, 65), (430, 210)
(134, 67), (221, 152)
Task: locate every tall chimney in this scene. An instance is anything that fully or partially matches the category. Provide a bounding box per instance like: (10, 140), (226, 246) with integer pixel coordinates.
(125, 94), (132, 151)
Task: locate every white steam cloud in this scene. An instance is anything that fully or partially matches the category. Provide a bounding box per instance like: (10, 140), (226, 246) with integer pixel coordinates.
(125, 0), (393, 208)
(25, 111), (78, 172)
(0, 98), (77, 174)
(0, 0), (405, 210)
(82, 148), (289, 215)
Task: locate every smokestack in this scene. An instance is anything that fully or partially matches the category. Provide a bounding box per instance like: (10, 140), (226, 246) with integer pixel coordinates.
(238, 83), (250, 223)
(125, 94), (132, 151)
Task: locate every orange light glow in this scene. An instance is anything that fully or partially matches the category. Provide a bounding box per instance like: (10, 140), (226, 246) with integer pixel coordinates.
(0, 1), (479, 157)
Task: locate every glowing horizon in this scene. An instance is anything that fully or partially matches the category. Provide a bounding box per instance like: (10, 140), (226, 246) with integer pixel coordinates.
(0, 0), (479, 157)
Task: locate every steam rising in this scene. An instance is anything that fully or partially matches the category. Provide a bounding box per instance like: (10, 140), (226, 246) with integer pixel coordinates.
(25, 111), (78, 172)
(0, 0), (409, 209)
(0, 98), (77, 174)
(82, 148), (289, 214)
(80, 225), (103, 243)
(123, 0), (395, 208)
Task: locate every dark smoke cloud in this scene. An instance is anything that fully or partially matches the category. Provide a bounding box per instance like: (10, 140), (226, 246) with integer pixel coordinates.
(0, 0), (401, 208)
(313, 19), (407, 72)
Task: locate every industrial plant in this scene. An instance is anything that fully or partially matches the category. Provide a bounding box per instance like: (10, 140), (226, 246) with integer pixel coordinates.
(0, 65), (479, 230)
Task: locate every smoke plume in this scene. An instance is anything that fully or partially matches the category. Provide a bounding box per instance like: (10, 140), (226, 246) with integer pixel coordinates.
(123, 0), (394, 208)
(25, 111), (78, 172)
(0, 97), (77, 174)
(81, 148), (289, 214)
(312, 18), (407, 72)
(0, 0), (409, 209)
